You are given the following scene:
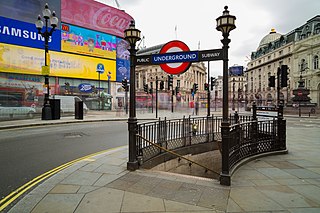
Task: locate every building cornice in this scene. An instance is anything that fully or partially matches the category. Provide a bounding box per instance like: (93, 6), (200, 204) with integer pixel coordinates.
(246, 52), (293, 73)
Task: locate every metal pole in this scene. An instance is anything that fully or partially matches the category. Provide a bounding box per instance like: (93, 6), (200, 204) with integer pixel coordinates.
(232, 79), (235, 111)
(207, 61), (210, 117)
(220, 33), (231, 186)
(151, 91), (154, 113)
(171, 84), (174, 113)
(237, 89), (240, 112)
(222, 34), (230, 123)
(41, 17), (52, 120)
(127, 42), (139, 170)
(125, 90), (128, 115)
(44, 18), (49, 104)
(156, 76), (158, 118)
(108, 78), (110, 94)
(277, 68), (280, 106)
(98, 72), (101, 110)
(215, 91), (217, 111)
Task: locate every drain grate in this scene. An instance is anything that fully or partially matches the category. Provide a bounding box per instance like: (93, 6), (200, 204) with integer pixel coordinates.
(64, 132), (86, 138)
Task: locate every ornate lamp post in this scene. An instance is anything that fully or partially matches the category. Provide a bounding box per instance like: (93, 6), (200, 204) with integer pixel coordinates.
(124, 21), (141, 170)
(216, 6), (236, 186)
(35, 3), (58, 120)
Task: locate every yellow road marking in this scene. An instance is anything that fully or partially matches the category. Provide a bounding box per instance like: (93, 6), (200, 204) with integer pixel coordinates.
(0, 146), (126, 211)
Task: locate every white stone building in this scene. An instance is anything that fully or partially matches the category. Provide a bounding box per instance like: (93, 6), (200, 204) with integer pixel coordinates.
(246, 16), (320, 108)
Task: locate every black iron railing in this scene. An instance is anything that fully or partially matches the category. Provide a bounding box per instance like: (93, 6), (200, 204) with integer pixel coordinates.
(136, 114), (252, 163)
(136, 115), (220, 162)
(134, 108), (286, 185)
(228, 119), (279, 169)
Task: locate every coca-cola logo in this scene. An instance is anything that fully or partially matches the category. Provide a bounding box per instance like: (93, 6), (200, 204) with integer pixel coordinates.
(61, 0), (133, 38)
(92, 7), (131, 33)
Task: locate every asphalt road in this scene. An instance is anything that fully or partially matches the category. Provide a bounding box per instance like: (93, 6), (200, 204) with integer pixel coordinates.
(0, 121), (128, 200)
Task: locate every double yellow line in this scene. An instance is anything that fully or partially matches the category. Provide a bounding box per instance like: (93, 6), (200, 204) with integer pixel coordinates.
(0, 147), (124, 211)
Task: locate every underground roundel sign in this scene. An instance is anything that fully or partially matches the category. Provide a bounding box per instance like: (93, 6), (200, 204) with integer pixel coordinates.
(152, 40), (198, 75)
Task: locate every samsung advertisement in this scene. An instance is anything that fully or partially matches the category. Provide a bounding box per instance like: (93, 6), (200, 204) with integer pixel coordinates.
(0, 16), (61, 51)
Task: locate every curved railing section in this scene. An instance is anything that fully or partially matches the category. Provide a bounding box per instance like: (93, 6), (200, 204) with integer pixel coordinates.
(134, 107), (286, 185)
(136, 116), (221, 163)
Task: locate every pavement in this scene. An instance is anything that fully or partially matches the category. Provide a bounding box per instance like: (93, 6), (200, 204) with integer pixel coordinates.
(1, 109), (320, 213)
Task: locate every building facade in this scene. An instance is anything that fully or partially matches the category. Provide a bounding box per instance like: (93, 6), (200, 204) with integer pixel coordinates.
(246, 16), (320, 108)
(0, 0), (133, 112)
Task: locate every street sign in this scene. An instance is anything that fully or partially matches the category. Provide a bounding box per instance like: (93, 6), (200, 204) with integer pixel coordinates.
(135, 41), (225, 74)
(136, 55), (152, 65)
(41, 65), (50, 75)
(157, 40), (192, 75)
(96, 63), (105, 74)
(152, 51), (198, 64)
(198, 49), (223, 61)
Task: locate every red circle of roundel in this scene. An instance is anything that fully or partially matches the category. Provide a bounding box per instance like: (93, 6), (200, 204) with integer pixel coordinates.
(159, 40), (191, 75)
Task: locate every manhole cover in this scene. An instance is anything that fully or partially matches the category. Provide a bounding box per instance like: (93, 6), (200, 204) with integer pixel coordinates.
(64, 132), (85, 138)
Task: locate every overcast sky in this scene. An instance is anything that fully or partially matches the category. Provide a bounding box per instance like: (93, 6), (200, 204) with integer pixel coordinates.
(97, 0), (320, 77)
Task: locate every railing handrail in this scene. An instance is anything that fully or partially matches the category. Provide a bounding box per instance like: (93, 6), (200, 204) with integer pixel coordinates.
(136, 134), (220, 176)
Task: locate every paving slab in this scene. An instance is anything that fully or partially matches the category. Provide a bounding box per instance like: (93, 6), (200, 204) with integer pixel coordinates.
(256, 167), (297, 179)
(49, 184), (80, 194)
(289, 208), (320, 213)
(257, 185), (316, 208)
(197, 186), (229, 210)
(121, 191), (166, 212)
(229, 186), (285, 212)
(282, 168), (320, 179)
(31, 194), (84, 213)
(232, 168), (269, 180)
(8, 194), (43, 213)
(75, 187), (124, 213)
(60, 170), (102, 186)
(164, 199), (216, 212)
(287, 185), (320, 205)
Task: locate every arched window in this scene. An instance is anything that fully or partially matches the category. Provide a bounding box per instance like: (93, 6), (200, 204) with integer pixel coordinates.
(313, 55), (319, 69)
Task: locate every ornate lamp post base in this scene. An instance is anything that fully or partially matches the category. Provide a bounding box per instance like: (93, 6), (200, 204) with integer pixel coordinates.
(127, 161), (139, 171)
(220, 173), (231, 186)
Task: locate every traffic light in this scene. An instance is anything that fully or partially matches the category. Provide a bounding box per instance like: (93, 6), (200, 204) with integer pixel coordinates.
(143, 84), (148, 93)
(268, 76), (275, 87)
(204, 83), (209, 91)
(149, 88), (153, 94)
(121, 79), (128, 92)
(281, 65), (288, 87)
(210, 77), (216, 90)
(193, 83), (198, 93)
(167, 75), (173, 90)
(175, 86), (180, 94)
(159, 81), (164, 90)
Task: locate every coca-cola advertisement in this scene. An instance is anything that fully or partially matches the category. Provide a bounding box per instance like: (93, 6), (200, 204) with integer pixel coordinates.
(61, 0), (133, 38)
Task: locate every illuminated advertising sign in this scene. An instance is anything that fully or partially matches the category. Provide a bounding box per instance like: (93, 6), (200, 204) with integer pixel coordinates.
(0, 0), (61, 26)
(61, 0), (133, 38)
(0, 16), (61, 51)
(116, 38), (130, 82)
(116, 59), (130, 82)
(61, 23), (116, 59)
(0, 43), (116, 81)
(229, 66), (244, 76)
